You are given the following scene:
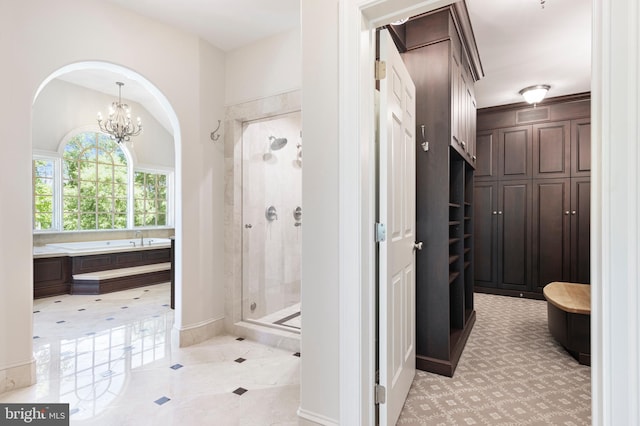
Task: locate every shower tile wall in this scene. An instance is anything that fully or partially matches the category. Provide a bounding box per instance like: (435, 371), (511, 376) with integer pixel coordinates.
(242, 111), (301, 322)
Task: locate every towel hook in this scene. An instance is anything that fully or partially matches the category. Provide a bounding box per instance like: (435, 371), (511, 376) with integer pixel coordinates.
(210, 120), (222, 142)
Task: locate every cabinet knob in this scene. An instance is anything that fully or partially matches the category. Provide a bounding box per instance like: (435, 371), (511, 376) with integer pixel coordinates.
(565, 211), (570, 215)
(245, 224), (253, 229)
(493, 211), (497, 215)
(571, 210), (576, 215)
(461, 141), (466, 148)
(498, 211), (503, 215)
(472, 155), (476, 161)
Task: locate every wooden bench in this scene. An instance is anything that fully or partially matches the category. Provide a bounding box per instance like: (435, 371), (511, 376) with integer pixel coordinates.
(72, 262), (171, 295)
(543, 281), (591, 366)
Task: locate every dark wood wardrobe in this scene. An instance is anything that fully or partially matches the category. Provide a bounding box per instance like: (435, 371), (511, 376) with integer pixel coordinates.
(473, 94), (591, 299)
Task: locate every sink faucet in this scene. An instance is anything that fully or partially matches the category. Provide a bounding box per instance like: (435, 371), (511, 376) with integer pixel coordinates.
(134, 231), (143, 246)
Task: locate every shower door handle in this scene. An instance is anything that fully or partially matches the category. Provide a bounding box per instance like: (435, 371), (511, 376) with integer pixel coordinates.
(245, 224), (253, 229)
(414, 241), (423, 251)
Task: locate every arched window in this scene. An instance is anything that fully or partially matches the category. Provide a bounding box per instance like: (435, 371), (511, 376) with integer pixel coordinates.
(62, 132), (128, 230)
(32, 130), (172, 232)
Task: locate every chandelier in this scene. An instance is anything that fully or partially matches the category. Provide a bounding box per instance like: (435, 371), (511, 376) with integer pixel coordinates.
(97, 82), (142, 143)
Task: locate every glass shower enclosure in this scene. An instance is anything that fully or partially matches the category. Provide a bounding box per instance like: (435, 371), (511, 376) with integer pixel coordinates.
(241, 111), (302, 331)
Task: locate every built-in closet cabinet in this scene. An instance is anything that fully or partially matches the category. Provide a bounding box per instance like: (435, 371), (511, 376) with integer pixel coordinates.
(474, 95), (591, 299)
(388, 2), (483, 377)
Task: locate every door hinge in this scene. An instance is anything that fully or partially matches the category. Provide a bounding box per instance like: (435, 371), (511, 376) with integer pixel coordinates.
(375, 60), (387, 80)
(375, 384), (386, 404)
(375, 222), (386, 242)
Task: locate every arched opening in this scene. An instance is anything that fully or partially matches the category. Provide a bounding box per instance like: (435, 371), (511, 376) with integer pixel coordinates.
(30, 62), (183, 412)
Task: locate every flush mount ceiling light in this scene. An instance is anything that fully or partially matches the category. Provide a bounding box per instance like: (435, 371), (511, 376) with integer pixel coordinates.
(97, 82), (143, 143)
(390, 17), (409, 25)
(519, 84), (551, 106)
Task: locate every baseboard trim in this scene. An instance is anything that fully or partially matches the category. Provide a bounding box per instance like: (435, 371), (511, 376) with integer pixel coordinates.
(474, 286), (545, 300)
(0, 359), (36, 395)
(172, 317), (224, 348)
(297, 407), (339, 425)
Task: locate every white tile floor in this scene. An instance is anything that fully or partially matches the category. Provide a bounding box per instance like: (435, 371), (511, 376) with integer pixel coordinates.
(0, 283), (301, 425)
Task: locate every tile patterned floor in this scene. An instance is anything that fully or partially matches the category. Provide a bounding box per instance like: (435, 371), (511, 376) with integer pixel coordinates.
(0, 283), (300, 425)
(398, 293), (591, 425)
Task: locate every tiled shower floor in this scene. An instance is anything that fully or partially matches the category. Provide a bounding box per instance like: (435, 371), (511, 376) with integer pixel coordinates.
(0, 283), (300, 425)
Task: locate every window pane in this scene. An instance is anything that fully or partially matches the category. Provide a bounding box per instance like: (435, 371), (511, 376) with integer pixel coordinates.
(34, 213), (53, 230)
(34, 196), (53, 212)
(97, 197), (112, 212)
(114, 198), (127, 214)
(157, 214), (166, 226)
(63, 213), (78, 230)
(97, 213), (113, 230)
(114, 214), (127, 229)
(63, 196), (78, 212)
(80, 213), (96, 230)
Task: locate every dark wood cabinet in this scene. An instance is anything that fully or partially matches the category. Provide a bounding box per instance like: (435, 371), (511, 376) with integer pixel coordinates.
(399, 3), (482, 377)
(532, 179), (571, 291)
(498, 125), (533, 180)
(533, 121), (571, 179)
(571, 178), (591, 283)
(34, 256), (71, 298)
(571, 119), (591, 177)
(474, 95), (590, 298)
(475, 130), (498, 180)
(498, 180), (532, 292)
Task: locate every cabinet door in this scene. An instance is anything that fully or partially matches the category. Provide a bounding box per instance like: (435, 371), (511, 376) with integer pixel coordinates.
(571, 119), (591, 177)
(451, 53), (461, 148)
(498, 180), (532, 291)
(533, 121), (571, 179)
(473, 182), (498, 288)
(475, 130), (498, 180)
(498, 126), (532, 180)
(532, 179), (571, 292)
(571, 178), (591, 283)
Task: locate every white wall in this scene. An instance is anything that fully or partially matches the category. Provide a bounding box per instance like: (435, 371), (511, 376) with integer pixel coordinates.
(299, 1), (341, 424)
(225, 28), (301, 106)
(0, 0), (225, 389)
(33, 79), (174, 167)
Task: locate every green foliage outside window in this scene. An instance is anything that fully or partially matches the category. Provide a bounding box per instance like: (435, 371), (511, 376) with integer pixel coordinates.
(62, 132), (128, 230)
(33, 159), (55, 230)
(134, 172), (168, 227)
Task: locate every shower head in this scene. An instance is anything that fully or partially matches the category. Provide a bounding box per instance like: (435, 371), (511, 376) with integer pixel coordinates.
(269, 136), (288, 151)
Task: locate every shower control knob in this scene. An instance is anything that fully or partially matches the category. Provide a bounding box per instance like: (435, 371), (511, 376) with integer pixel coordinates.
(245, 224), (253, 229)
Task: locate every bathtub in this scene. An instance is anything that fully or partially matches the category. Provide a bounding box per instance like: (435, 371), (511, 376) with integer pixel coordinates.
(46, 237), (171, 253)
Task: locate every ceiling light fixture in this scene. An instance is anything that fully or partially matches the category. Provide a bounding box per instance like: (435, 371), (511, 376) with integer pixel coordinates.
(97, 82), (143, 143)
(519, 84), (550, 107)
(390, 17), (408, 25)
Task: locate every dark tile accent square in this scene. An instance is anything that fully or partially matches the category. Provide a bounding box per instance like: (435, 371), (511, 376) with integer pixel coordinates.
(56, 320), (66, 324)
(95, 299), (102, 301)
(293, 352), (301, 357)
(78, 308), (86, 311)
(106, 317), (115, 321)
(69, 408), (80, 416)
(153, 315), (160, 318)
(123, 345), (134, 352)
(162, 304), (169, 307)
(234, 358), (246, 363)
(233, 387), (248, 396)
(154, 396), (171, 405)
(134, 297), (140, 300)
(144, 289), (149, 292)
(236, 337), (245, 341)
(170, 363), (183, 370)
(54, 300), (62, 303)
(121, 306), (128, 309)
(101, 370), (114, 377)
(33, 336), (40, 339)
(86, 332), (96, 336)
(33, 310), (40, 314)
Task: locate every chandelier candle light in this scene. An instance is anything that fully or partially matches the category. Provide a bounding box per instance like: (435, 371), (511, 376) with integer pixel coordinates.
(97, 82), (143, 143)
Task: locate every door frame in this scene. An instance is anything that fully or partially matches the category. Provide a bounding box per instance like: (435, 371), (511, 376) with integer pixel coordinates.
(336, 0), (639, 424)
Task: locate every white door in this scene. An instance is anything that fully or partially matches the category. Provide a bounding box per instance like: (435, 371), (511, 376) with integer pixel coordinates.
(378, 28), (417, 425)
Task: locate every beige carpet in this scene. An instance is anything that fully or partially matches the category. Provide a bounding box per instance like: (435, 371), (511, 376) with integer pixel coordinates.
(398, 293), (591, 425)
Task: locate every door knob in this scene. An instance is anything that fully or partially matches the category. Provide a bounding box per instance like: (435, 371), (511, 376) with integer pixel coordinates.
(414, 242), (423, 251)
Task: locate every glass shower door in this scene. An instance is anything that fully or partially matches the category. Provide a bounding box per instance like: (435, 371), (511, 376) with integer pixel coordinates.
(241, 111), (302, 331)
